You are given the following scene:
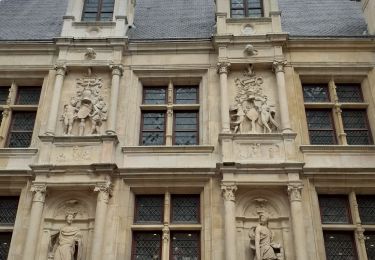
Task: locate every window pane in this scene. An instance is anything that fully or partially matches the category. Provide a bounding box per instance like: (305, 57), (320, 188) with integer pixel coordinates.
(306, 110), (336, 145)
(342, 110), (371, 145)
(174, 112), (198, 145)
(303, 84), (330, 102)
(0, 87), (9, 105)
(248, 0), (261, 8)
(231, 10), (245, 18)
(7, 112), (36, 148)
(319, 196), (350, 224)
(0, 197), (19, 225)
(365, 232), (375, 260)
(142, 113), (165, 131)
(141, 132), (165, 146)
(175, 86), (198, 104)
(357, 196), (375, 224)
(134, 195), (164, 223)
(143, 88), (166, 104)
(82, 0), (99, 21)
(336, 84), (363, 103)
(0, 233), (12, 260)
(16, 87), (41, 105)
(171, 232), (200, 260)
(171, 195), (200, 223)
(248, 9), (262, 17)
(323, 232), (357, 260)
(132, 232), (161, 260)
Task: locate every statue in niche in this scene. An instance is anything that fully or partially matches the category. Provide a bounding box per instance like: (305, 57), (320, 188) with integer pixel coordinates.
(249, 214), (283, 260)
(61, 68), (107, 136)
(49, 211), (83, 260)
(230, 65), (279, 134)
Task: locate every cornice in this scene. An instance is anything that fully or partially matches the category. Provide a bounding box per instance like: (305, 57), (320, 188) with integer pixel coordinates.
(127, 39), (213, 53)
(122, 145), (214, 154)
(286, 37), (375, 50)
(300, 145), (375, 153)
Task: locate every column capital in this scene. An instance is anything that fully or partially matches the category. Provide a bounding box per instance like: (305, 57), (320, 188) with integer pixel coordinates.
(217, 62), (231, 74)
(54, 63), (67, 76)
(221, 184), (237, 201)
(109, 64), (123, 76)
(94, 181), (113, 203)
(287, 183), (303, 202)
(30, 184), (47, 203)
(272, 60), (287, 73)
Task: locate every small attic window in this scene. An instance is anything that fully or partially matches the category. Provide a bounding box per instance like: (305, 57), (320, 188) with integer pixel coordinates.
(231, 0), (263, 18)
(81, 0), (115, 21)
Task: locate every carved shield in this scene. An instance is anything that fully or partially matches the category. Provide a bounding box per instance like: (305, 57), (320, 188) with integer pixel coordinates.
(246, 107), (259, 121)
(77, 103), (91, 119)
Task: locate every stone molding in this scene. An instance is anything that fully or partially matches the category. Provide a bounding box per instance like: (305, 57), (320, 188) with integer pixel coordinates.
(287, 183), (303, 202)
(39, 135), (119, 144)
(31, 184), (47, 203)
(0, 148), (38, 156)
(221, 184), (237, 202)
(122, 145), (214, 154)
(300, 145), (375, 153)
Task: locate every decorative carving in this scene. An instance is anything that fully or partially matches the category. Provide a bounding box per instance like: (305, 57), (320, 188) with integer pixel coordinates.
(249, 214), (284, 260)
(48, 211), (83, 260)
(217, 62), (231, 74)
(54, 64), (67, 76)
(356, 227), (366, 241)
(31, 184), (47, 203)
(244, 44), (258, 56)
(109, 64), (123, 76)
(221, 184), (237, 202)
(84, 48), (96, 60)
(54, 200), (87, 219)
(162, 224), (169, 242)
(287, 184), (303, 202)
(94, 181), (112, 203)
(230, 64), (279, 134)
(238, 143), (280, 160)
(61, 71), (107, 136)
(272, 60), (287, 74)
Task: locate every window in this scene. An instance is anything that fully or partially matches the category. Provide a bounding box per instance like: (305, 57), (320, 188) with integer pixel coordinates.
(319, 194), (375, 260)
(0, 197), (19, 259)
(0, 84), (41, 148)
(82, 0), (115, 21)
(132, 194), (201, 260)
(231, 0), (263, 18)
(303, 82), (372, 145)
(140, 84), (199, 146)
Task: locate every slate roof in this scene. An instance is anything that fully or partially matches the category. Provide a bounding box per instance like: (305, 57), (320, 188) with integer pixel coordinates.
(0, 0), (68, 40)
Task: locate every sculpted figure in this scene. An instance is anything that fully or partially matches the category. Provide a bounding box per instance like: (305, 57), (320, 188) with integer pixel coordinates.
(89, 98), (107, 134)
(257, 96), (279, 133)
(50, 212), (82, 260)
(249, 214), (281, 260)
(61, 98), (78, 135)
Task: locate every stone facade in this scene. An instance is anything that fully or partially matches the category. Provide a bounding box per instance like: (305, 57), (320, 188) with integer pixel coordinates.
(0, 0), (374, 259)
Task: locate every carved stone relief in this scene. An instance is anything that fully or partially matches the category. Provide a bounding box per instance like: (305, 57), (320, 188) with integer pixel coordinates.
(238, 143), (280, 160)
(53, 146), (96, 164)
(230, 65), (279, 134)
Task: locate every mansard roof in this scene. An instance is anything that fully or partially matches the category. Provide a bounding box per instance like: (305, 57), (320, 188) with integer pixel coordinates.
(0, 0), (369, 41)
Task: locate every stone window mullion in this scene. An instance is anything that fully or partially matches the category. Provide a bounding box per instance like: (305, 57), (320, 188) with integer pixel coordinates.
(162, 192), (171, 260)
(329, 79), (348, 145)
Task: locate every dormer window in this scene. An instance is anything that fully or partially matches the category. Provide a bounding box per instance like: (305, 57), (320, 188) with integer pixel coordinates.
(231, 0), (263, 18)
(82, 0), (115, 21)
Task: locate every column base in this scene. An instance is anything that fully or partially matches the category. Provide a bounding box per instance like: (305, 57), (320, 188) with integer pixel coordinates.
(44, 131), (55, 136)
(105, 130), (116, 135)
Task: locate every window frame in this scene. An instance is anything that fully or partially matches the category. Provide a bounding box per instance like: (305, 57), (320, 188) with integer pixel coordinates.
(140, 111), (167, 146)
(81, 0), (115, 22)
(230, 0), (264, 18)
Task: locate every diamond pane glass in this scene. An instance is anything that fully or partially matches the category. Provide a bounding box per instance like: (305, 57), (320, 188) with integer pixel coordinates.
(133, 232), (161, 260)
(171, 232), (200, 260)
(306, 110), (336, 144)
(303, 85), (330, 102)
(174, 112), (198, 145)
(141, 112), (165, 145)
(16, 87), (41, 105)
(7, 112), (36, 148)
(319, 196), (350, 224)
(82, 0), (99, 20)
(0, 233), (12, 260)
(175, 87), (198, 104)
(0, 197), (19, 225)
(324, 232), (357, 260)
(231, 10), (245, 17)
(336, 84), (363, 103)
(0, 88), (9, 105)
(172, 195), (200, 223)
(143, 88), (166, 104)
(357, 196), (375, 224)
(248, 0), (261, 8)
(365, 232), (375, 260)
(342, 110), (371, 145)
(248, 9), (262, 17)
(135, 196), (163, 223)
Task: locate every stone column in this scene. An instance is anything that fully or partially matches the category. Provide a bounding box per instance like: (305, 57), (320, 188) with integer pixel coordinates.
(221, 184), (237, 260)
(106, 65), (123, 135)
(329, 79), (347, 145)
(45, 64), (66, 135)
(91, 182), (112, 260)
(273, 60), (292, 133)
(287, 183), (309, 260)
(217, 62), (231, 133)
(22, 184), (47, 260)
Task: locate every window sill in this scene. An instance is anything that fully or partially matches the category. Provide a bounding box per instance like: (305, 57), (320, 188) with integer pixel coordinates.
(226, 17), (272, 23)
(122, 145), (214, 154)
(300, 145), (375, 153)
(39, 135), (119, 144)
(0, 148), (38, 156)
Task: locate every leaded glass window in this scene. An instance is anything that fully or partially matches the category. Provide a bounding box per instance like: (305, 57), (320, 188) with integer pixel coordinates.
(82, 0), (114, 21)
(306, 110), (336, 145)
(323, 232), (357, 260)
(16, 87), (41, 105)
(357, 196), (375, 224)
(134, 195), (164, 223)
(171, 195), (200, 223)
(342, 110), (372, 145)
(365, 232), (375, 260)
(336, 84), (363, 103)
(231, 0), (263, 18)
(143, 87), (167, 105)
(171, 232), (200, 260)
(7, 111), (36, 148)
(174, 87), (198, 104)
(0, 233), (12, 260)
(174, 112), (198, 145)
(141, 112), (166, 146)
(0, 197), (18, 225)
(0, 87), (9, 105)
(132, 232), (161, 260)
(319, 196), (351, 224)
(303, 84), (330, 102)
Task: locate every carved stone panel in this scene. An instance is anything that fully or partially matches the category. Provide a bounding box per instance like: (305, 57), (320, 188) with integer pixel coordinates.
(51, 145), (100, 165)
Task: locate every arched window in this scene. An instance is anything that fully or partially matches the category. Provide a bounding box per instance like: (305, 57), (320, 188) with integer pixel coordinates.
(231, 0), (263, 18)
(82, 0), (115, 21)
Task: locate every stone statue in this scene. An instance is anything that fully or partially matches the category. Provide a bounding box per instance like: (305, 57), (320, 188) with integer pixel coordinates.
(49, 211), (83, 260)
(61, 98), (78, 135)
(249, 214), (283, 260)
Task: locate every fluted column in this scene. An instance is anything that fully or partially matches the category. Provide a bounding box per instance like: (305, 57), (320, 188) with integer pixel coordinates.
(46, 64), (66, 135)
(273, 60), (292, 133)
(22, 184), (47, 260)
(217, 62), (231, 133)
(91, 182), (112, 260)
(221, 184), (237, 260)
(288, 183), (309, 260)
(106, 65), (123, 135)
